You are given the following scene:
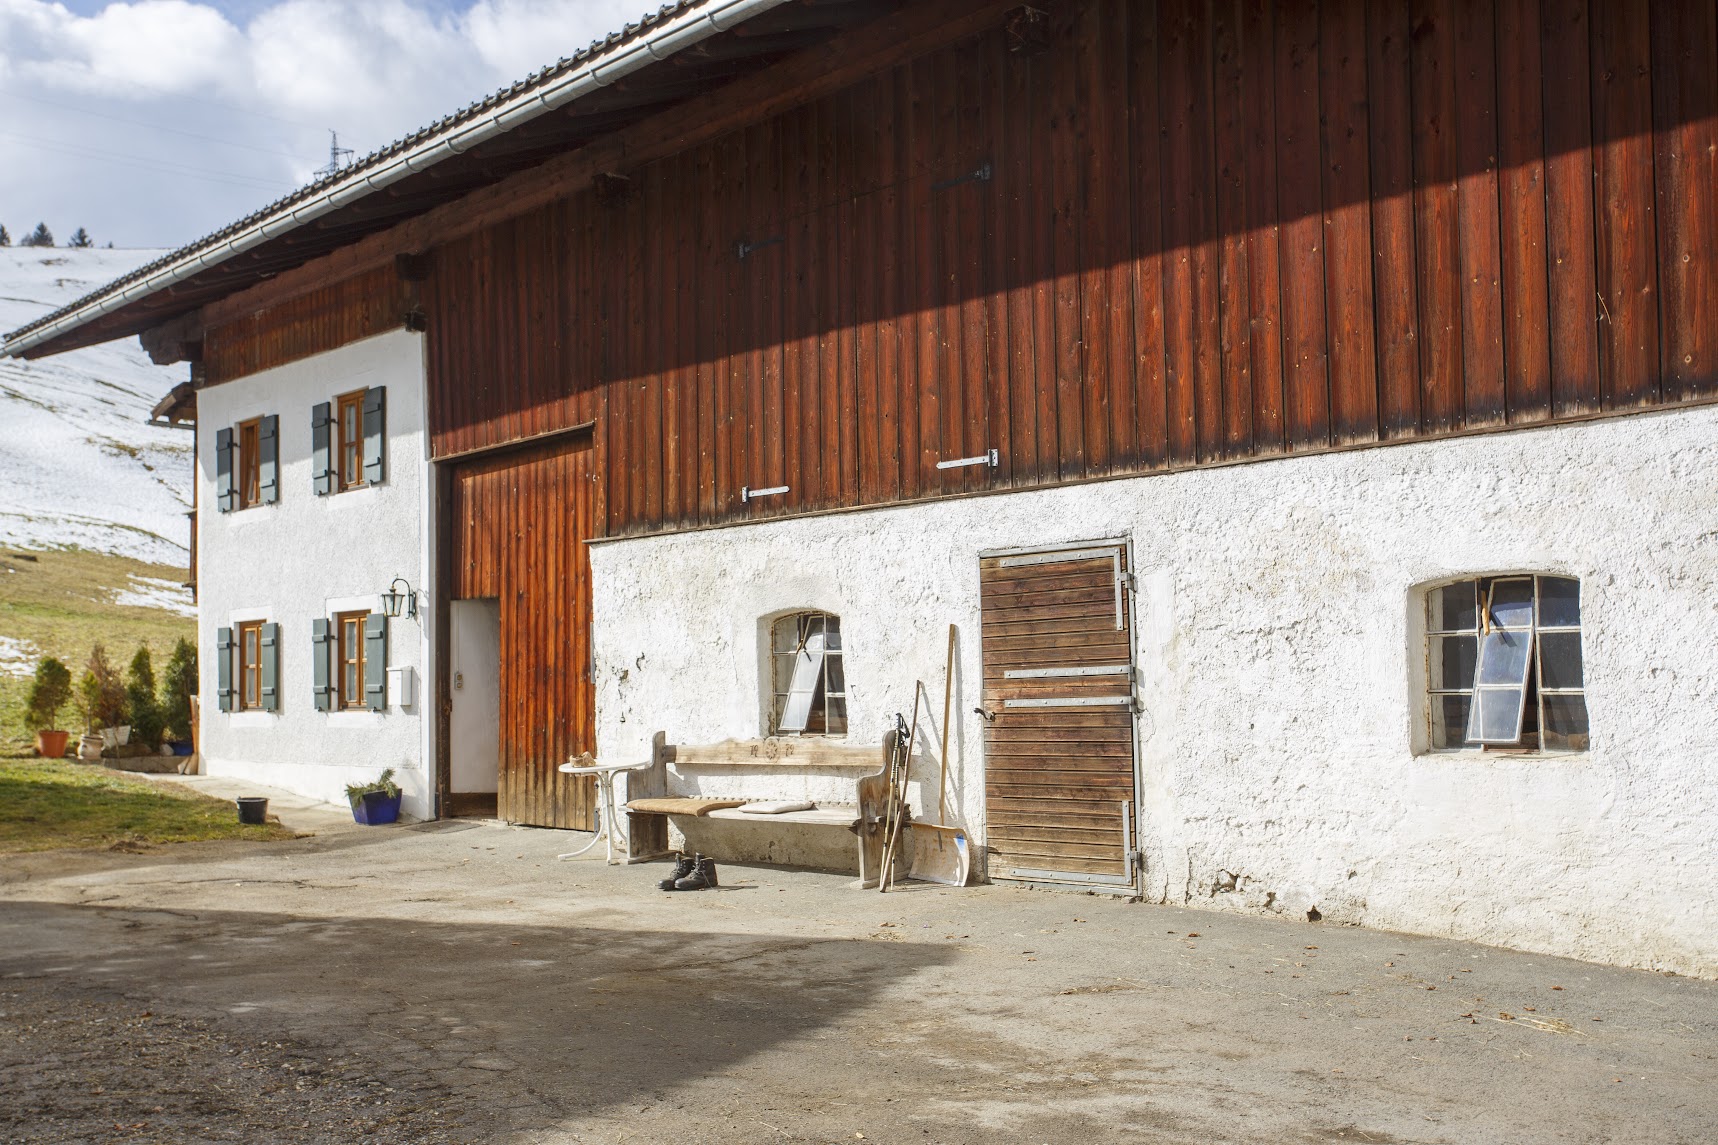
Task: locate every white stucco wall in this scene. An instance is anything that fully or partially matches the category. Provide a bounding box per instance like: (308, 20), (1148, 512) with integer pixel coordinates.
(590, 405), (1718, 978)
(196, 330), (433, 819)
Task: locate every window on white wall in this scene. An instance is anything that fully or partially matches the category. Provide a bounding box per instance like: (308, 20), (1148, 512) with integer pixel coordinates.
(770, 612), (847, 736)
(1426, 575), (1587, 753)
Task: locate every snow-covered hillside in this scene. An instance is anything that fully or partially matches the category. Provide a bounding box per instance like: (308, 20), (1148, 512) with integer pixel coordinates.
(0, 248), (192, 565)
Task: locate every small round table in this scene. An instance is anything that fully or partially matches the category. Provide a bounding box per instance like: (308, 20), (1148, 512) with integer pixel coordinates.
(555, 757), (651, 864)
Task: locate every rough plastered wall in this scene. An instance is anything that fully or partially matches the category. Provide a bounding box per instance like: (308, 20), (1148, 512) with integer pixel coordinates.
(591, 405), (1718, 978)
(196, 330), (433, 819)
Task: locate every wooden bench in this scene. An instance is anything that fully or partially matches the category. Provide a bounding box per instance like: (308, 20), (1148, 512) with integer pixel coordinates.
(623, 731), (900, 886)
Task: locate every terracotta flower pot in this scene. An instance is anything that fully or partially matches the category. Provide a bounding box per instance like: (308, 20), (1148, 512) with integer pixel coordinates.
(34, 730), (69, 758)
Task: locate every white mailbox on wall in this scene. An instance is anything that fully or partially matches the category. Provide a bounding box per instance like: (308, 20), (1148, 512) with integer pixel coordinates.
(388, 665), (416, 711)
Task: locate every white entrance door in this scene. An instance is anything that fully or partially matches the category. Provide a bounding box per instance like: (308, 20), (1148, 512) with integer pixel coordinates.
(449, 598), (501, 797)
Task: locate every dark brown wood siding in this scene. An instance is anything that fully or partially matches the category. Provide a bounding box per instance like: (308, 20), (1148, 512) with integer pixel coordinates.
(205, 267), (412, 386)
(447, 438), (598, 829)
(407, 0), (1718, 541)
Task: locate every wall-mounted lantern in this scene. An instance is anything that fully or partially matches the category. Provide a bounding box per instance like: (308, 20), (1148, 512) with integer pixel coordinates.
(381, 577), (418, 621)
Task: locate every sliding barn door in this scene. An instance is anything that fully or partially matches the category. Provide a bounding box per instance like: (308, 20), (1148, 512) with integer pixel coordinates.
(448, 438), (596, 829)
(979, 543), (1139, 889)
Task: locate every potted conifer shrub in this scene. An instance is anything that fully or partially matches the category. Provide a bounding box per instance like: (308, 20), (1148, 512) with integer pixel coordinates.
(126, 646), (164, 753)
(82, 644), (129, 750)
(160, 639), (197, 755)
(345, 768), (403, 825)
(24, 657), (72, 758)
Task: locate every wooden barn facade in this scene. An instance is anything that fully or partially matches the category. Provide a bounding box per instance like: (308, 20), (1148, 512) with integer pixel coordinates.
(7, 0), (1717, 975)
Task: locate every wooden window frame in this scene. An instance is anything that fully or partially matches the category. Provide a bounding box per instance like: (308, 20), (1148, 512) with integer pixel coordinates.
(237, 417), (262, 509)
(236, 619), (263, 711)
(335, 389), (367, 492)
(769, 611), (847, 737)
(335, 610), (368, 710)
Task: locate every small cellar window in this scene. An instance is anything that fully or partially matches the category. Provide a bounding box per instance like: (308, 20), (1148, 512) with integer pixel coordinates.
(770, 612), (847, 736)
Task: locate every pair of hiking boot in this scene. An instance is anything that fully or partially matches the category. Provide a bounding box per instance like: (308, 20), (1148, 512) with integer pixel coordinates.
(658, 853), (719, 891)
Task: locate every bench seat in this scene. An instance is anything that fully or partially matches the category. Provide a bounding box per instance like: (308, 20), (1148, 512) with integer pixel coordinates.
(704, 805), (861, 827)
(623, 732), (898, 885)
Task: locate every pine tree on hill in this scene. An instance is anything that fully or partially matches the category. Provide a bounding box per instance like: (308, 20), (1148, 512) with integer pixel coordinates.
(68, 227), (93, 248)
(0, 224), (10, 246)
(22, 222), (53, 248)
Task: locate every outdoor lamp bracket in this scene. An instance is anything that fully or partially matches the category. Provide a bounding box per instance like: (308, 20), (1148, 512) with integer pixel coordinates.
(382, 577), (418, 621)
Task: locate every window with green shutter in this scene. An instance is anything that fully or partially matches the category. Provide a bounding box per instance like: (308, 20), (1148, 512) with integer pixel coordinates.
(216, 626), (234, 711)
(364, 612), (389, 712)
(257, 414), (279, 504)
(312, 619), (333, 710)
(362, 386), (386, 486)
(259, 622), (280, 712)
(311, 403), (334, 496)
(215, 429), (235, 513)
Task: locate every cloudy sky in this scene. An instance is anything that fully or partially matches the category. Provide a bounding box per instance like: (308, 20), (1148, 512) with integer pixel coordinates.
(0, 0), (648, 249)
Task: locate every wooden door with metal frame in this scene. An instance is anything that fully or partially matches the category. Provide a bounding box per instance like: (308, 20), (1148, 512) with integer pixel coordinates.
(978, 541), (1140, 890)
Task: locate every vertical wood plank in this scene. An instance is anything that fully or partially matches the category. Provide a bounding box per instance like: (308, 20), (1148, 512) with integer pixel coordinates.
(1539, 0), (1601, 417)
(1495, 0), (1552, 423)
(1074, 1), (1116, 474)
(1275, 0), (1332, 448)
(1366, 0), (1422, 438)
(1590, 0), (1661, 409)
(1320, 0), (1380, 445)
(1241, 0), (1286, 456)
(1212, 0), (1255, 460)
(1650, 0), (1718, 402)
(1410, 0), (1464, 432)
(1454, 0), (1506, 427)
(1048, 4), (1088, 478)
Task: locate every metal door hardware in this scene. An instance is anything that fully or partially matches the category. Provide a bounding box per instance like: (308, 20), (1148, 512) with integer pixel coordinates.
(936, 448), (1000, 471)
(740, 485), (789, 502)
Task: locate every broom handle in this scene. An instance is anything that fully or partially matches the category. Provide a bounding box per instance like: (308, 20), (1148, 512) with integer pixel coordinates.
(938, 624), (955, 827)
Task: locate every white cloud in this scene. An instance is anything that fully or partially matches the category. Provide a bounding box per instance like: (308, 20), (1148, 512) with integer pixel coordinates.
(0, 0), (643, 248)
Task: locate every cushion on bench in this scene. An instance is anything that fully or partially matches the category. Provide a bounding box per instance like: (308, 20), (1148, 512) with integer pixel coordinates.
(627, 797), (747, 816)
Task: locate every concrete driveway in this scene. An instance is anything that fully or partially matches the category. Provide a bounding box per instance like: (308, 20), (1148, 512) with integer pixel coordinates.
(1, 778), (1713, 1144)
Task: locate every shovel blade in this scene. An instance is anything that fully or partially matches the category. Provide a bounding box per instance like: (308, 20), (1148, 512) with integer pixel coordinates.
(907, 823), (971, 887)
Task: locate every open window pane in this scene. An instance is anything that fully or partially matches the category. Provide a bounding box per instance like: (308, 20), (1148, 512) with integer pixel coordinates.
(1486, 579), (1534, 628)
(1470, 687), (1527, 743)
(777, 632), (827, 733)
(1537, 576), (1581, 628)
(1430, 583), (1477, 633)
(1476, 628), (1532, 685)
(1432, 694), (1475, 749)
(1541, 695), (1590, 752)
(1538, 631), (1584, 690)
(1433, 634), (1477, 690)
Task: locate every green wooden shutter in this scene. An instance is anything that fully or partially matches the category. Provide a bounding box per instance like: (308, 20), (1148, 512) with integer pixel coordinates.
(215, 428), (235, 513)
(259, 622), (280, 712)
(311, 403), (333, 495)
(364, 613), (389, 712)
(362, 386), (386, 485)
(216, 626), (234, 712)
(258, 414), (280, 504)
(312, 619), (333, 711)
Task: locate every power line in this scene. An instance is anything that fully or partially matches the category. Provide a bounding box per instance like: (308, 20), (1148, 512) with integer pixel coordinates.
(4, 90), (306, 163)
(0, 129), (295, 194)
(314, 130), (356, 180)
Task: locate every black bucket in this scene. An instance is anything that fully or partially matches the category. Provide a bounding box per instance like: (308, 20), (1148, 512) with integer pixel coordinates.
(236, 796), (269, 825)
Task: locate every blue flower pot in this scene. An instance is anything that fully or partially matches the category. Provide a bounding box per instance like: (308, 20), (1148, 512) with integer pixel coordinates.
(352, 790), (401, 826)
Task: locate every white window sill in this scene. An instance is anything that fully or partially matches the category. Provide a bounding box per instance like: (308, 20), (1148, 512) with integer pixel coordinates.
(328, 710), (387, 728)
(227, 712), (278, 729)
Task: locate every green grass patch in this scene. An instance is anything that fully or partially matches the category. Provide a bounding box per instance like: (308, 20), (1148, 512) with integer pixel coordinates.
(0, 546), (193, 750)
(0, 753), (293, 853)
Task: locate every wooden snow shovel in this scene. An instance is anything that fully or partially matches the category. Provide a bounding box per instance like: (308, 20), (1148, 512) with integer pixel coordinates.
(908, 624), (971, 887)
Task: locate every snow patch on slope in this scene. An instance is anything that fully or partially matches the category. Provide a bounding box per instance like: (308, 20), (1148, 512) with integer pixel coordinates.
(0, 249), (192, 564)
(0, 635), (40, 677)
(112, 574), (196, 617)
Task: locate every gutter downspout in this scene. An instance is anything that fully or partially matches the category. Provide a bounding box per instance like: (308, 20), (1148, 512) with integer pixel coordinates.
(1, 0), (792, 359)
